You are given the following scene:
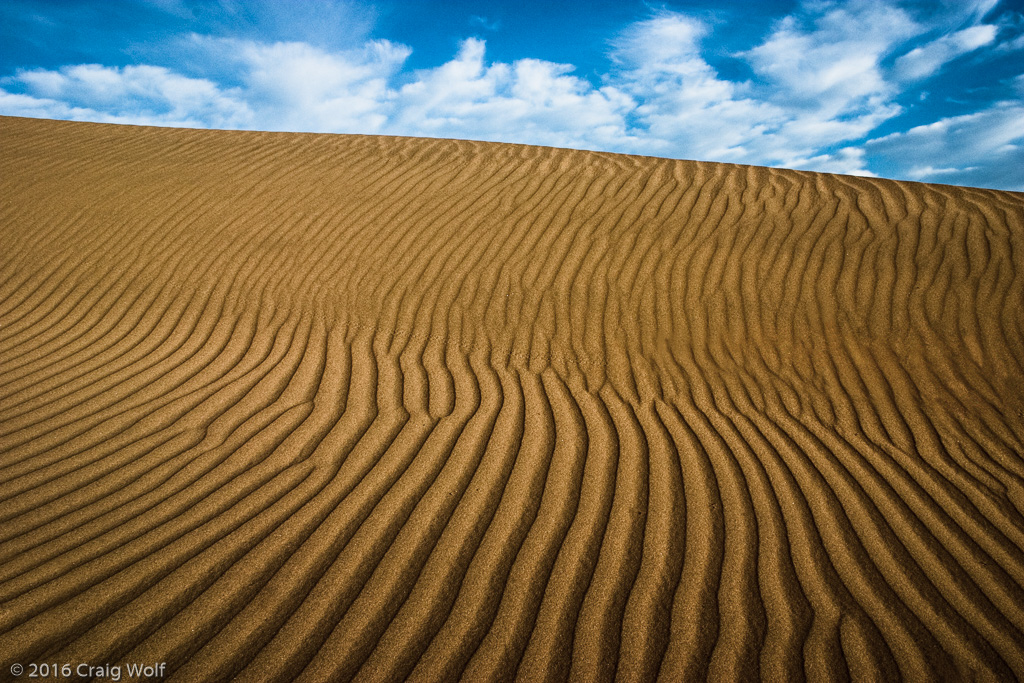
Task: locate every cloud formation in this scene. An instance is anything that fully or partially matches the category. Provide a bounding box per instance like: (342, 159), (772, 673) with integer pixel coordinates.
(866, 102), (1024, 190)
(2, 64), (250, 128)
(895, 25), (998, 80)
(1, 0), (1022, 189)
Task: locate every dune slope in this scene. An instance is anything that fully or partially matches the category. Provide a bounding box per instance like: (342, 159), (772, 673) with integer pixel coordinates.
(2, 115), (1024, 681)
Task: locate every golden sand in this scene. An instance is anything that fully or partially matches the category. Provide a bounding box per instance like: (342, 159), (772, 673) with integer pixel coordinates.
(2, 115), (1024, 681)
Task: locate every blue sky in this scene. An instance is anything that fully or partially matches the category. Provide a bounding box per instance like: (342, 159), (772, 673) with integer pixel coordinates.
(1, 1), (1023, 190)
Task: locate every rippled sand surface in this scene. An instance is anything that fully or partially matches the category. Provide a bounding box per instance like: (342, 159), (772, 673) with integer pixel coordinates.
(2, 115), (1024, 681)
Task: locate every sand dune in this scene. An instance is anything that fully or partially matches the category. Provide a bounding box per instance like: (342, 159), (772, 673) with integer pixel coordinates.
(1, 114), (1024, 681)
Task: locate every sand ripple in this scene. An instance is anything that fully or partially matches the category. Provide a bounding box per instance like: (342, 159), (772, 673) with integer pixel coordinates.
(2, 116), (1024, 681)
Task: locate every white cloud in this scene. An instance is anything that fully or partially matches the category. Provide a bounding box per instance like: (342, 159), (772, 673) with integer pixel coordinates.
(787, 146), (879, 176)
(220, 38), (410, 132)
(2, 64), (251, 128)
(469, 16), (500, 32)
(744, 1), (919, 107)
(903, 165), (978, 180)
(1, 1), (1020, 189)
(866, 102), (1024, 189)
(390, 39), (632, 150)
(601, 2), (921, 172)
(895, 24), (997, 80)
(607, 13), (781, 160)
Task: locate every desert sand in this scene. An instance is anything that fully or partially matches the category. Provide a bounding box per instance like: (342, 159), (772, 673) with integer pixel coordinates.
(1, 115), (1024, 681)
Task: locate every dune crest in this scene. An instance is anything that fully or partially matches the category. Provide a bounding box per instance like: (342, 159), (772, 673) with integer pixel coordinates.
(2, 115), (1024, 681)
